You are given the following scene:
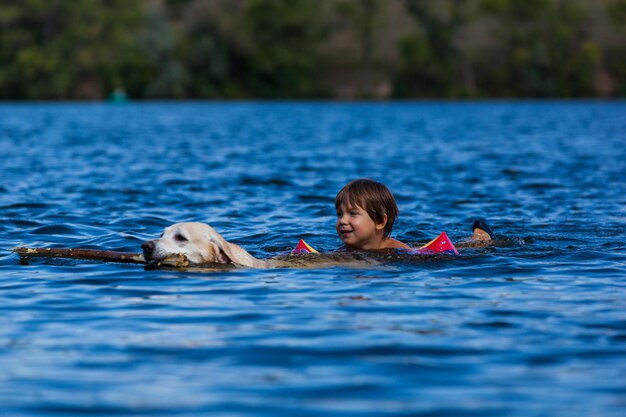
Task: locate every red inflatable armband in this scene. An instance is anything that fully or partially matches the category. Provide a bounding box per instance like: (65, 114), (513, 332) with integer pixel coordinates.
(414, 232), (458, 255)
(292, 239), (318, 254)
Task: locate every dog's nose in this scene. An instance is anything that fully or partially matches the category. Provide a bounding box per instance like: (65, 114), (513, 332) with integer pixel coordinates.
(142, 240), (155, 257)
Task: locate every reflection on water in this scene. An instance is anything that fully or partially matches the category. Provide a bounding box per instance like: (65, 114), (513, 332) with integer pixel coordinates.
(1, 101), (625, 416)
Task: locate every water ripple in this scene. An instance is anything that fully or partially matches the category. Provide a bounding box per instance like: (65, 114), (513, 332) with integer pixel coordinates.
(1, 101), (625, 417)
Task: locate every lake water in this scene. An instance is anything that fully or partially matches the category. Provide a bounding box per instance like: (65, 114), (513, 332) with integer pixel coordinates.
(1, 101), (625, 416)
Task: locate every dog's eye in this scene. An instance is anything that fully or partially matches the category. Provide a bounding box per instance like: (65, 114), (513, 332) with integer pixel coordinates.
(175, 234), (188, 242)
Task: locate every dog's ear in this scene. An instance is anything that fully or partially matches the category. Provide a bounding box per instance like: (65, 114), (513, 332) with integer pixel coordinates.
(216, 245), (233, 264)
(204, 225), (268, 268)
(201, 241), (232, 264)
(219, 241), (265, 268)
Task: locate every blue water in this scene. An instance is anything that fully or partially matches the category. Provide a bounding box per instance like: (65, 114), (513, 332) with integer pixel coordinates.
(1, 101), (625, 416)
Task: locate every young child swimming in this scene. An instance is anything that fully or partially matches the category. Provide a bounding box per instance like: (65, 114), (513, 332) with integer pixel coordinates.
(335, 178), (494, 251)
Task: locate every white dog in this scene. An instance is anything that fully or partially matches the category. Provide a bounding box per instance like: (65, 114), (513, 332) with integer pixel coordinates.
(142, 222), (270, 268)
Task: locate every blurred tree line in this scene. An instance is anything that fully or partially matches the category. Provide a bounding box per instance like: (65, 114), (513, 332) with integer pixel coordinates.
(0, 0), (624, 99)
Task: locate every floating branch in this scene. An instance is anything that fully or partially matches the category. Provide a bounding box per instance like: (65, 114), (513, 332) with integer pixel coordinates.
(13, 247), (146, 264)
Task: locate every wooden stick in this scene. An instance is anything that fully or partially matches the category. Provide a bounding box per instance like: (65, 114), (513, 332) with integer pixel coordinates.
(13, 247), (146, 264)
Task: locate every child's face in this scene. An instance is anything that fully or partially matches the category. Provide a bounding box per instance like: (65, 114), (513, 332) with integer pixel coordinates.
(336, 202), (386, 250)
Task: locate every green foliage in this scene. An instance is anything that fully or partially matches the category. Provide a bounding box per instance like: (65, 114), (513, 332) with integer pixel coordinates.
(174, 1), (251, 98)
(395, 34), (447, 97)
(135, 6), (189, 98)
(242, 0), (326, 98)
(394, 0), (475, 97)
(0, 0), (623, 99)
(0, 0), (145, 99)
(476, 0), (601, 97)
(480, 0), (550, 19)
(608, 0), (626, 26)
(605, 1), (626, 96)
(335, 0), (386, 66)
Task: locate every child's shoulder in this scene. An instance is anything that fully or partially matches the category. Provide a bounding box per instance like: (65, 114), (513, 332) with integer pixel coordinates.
(382, 237), (410, 250)
(335, 238), (409, 252)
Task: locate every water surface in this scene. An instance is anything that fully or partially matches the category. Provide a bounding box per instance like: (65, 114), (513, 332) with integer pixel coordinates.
(1, 101), (625, 416)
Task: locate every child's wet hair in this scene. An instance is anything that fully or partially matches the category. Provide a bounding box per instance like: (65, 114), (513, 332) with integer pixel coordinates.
(335, 179), (399, 238)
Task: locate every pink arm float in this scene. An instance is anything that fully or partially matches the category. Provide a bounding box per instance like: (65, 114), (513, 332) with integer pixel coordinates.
(291, 232), (458, 255)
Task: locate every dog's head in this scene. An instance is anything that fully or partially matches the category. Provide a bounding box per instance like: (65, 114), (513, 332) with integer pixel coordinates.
(142, 222), (264, 267)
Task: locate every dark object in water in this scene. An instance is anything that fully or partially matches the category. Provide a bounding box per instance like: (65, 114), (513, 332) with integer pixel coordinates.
(472, 219), (495, 240)
(13, 247), (145, 264)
